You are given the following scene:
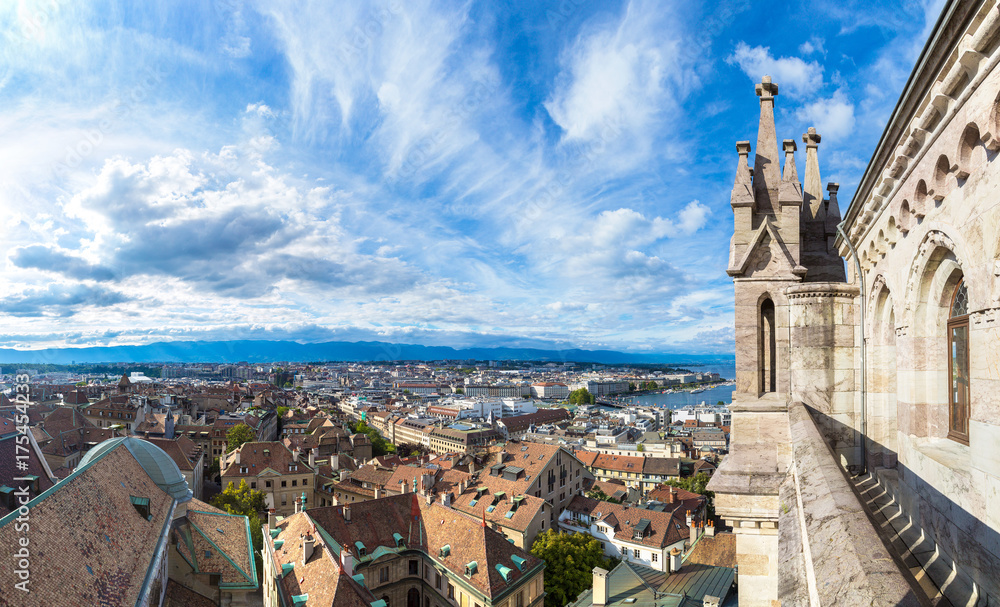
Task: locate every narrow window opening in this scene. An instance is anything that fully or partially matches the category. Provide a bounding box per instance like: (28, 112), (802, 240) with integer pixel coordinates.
(947, 279), (970, 445)
(759, 298), (777, 394)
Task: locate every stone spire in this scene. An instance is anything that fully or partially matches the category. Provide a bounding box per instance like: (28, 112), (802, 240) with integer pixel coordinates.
(802, 127), (824, 221)
(731, 141), (753, 206)
(753, 76), (781, 215)
(781, 140), (798, 182)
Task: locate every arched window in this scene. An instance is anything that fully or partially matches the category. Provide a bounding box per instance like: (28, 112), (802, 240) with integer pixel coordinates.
(947, 280), (970, 444)
(759, 298), (776, 394)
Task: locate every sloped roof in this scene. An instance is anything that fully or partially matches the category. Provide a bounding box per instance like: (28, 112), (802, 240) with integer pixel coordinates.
(305, 494), (542, 598)
(173, 499), (257, 589)
(0, 443), (176, 606)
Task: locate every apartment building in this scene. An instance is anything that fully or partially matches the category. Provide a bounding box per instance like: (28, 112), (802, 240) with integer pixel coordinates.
(261, 494), (545, 607)
(221, 441), (317, 515)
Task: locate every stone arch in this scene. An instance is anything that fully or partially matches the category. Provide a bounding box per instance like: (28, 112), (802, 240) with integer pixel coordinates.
(932, 154), (952, 201)
(901, 229), (969, 439)
(913, 180), (929, 219)
(868, 274), (899, 464)
(886, 216), (899, 245)
(898, 200), (911, 234)
(876, 229), (887, 258)
(956, 122), (982, 178)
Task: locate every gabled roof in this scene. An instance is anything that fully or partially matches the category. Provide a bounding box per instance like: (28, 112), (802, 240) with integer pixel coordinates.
(0, 441), (177, 606)
(172, 499), (257, 589)
(303, 494), (542, 598)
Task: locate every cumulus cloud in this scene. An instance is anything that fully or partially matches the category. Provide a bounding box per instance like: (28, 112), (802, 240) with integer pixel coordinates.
(796, 89), (856, 141)
(727, 42), (823, 97)
(9, 245), (116, 281)
(0, 284), (132, 317)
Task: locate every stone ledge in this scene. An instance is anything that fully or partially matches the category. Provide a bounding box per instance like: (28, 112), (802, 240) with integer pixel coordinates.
(784, 282), (860, 299)
(778, 401), (925, 607)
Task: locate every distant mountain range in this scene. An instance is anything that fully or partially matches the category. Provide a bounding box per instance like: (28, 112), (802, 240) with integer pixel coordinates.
(0, 339), (734, 367)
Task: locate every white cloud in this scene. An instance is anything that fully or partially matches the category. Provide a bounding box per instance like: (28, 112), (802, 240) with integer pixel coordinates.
(798, 36), (826, 56)
(727, 42), (824, 98)
(796, 89), (856, 141)
(544, 0), (695, 156)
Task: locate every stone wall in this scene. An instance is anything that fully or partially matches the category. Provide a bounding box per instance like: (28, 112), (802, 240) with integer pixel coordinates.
(787, 284), (860, 467)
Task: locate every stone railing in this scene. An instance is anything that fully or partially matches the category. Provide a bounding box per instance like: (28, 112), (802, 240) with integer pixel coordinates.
(778, 401), (923, 606)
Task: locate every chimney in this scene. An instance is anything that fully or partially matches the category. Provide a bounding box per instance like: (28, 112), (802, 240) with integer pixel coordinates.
(705, 519), (715, 538)
(690, 518), (699, 547)
(234, 451), (241, 465)
(294, 496), (301, 514)
(303, 534), (315, 563)
(331, 453), (340, 470)
(339, 469), (349, 481)
(669, 487), (677, 504)
(669, 548), (682, 573)
(440, 492), (451, 507)
(592, 567), (609, 606)
(341, 548), (355, 577)
(425, 492), (433, 506)
(344, 504), (351, 522)
(293, 448), (301, 462)
(308, 449), (316, 468)
(374, 488), (382, 499)
(268, 508), (276, 530)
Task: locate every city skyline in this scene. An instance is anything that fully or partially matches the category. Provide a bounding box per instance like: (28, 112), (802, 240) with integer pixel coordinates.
(1, 0), (944, 354)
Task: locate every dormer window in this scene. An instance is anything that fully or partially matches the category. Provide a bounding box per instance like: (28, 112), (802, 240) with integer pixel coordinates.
(130, 496), (151, 520)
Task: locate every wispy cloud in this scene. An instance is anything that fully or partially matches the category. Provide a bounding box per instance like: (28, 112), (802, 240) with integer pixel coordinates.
(0, 0), (950, 354)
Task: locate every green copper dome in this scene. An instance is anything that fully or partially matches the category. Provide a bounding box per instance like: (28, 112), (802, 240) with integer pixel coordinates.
(79, 436), (192, 502)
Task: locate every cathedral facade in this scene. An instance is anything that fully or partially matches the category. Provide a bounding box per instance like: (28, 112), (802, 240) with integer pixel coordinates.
(710, 1), (1000, 605)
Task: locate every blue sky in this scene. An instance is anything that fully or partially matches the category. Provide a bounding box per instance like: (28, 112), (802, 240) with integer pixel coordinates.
(0, 0), (944, 354)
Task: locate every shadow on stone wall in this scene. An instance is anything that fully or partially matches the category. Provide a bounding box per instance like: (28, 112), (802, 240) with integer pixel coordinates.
(806, 404), (998, 605)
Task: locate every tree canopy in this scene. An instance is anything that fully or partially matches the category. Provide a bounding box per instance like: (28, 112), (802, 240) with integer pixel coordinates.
(210, 479), (265, 578)
(661, 472), (715, 517)
(568, 388), (595, 405)
(584, 487), (621, 504)
(530, 530), (618, 607)
(349, 420), (395, 457)
(226, 423), (255, 452)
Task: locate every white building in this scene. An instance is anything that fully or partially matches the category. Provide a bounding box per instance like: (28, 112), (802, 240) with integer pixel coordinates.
(530, 382), (570, 399)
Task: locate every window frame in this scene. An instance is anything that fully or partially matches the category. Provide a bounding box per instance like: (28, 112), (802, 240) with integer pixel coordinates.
(946, 280), (971, 445)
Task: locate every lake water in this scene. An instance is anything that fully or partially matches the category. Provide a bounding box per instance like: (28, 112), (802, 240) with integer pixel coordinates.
(622, 383), (735, 409)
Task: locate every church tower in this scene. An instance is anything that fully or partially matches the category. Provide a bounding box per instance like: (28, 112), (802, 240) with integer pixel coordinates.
(709, 76), (856, 607)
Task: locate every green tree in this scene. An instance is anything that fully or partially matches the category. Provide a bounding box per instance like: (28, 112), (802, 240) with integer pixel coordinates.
(530, 530), (618, 607)
(352, 420), (395, 457)
(584, 487), (621, 504)
(661, 472), (715, 517)
(636, 443), (645, 452)
(717, 400), (726, 407)
(454, 387), (464, 394)
(568, 388), (592, 405)
(276, 406), (290, 418)
(75, 380), (87, 387)
(211, 479), (266, 579)
(207, 457), (220, 479)
(226, 423), (256, 452)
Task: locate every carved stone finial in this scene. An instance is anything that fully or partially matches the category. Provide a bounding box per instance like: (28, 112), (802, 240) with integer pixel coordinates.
(755, 75), (779, 98)
(736, 141), (751, 155)
(803, 127), (822, 147)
